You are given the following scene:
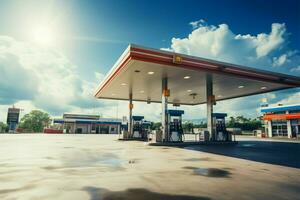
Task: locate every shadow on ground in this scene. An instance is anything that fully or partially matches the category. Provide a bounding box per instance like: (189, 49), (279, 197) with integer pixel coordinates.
(184, 140), (300, 169)
(82, 187), (210, 200)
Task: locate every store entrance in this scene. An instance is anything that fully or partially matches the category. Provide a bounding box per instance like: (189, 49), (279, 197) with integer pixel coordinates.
(291, 120), (300, 138)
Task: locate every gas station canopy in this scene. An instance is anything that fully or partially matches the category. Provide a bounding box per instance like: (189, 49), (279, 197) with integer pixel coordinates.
(94, 44), (300, 105)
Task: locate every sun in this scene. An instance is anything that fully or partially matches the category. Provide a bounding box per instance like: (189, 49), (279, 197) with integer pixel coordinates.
(32, 25), (56, 46)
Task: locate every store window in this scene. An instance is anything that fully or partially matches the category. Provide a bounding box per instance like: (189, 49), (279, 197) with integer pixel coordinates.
(271, 119), (288, 136)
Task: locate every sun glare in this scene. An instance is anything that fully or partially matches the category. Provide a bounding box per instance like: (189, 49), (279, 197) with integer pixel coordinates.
(32, 25), (56, 46)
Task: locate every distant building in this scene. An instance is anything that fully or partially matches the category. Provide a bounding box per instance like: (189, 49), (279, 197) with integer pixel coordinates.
(261, 104), (300, 138)
(53, 113), (123, 134)
(6, 107), (20, 133)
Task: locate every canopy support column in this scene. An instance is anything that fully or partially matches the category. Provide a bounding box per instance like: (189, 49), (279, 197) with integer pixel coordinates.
(162, 77), (169, 142)
(206, 74), (214, 141)
(129, 93), (133, 137)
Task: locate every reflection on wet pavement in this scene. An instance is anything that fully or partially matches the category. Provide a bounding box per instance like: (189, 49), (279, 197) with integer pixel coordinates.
(184, 167), (231, 178)
(0, 184), (35, 195)
(184, 157), (213, 162)
(41, 152), (126, 171)
(82, 187), (211, 200)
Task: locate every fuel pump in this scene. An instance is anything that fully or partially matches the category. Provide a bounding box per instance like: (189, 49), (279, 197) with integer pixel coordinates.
(141, 120), (151, 139)
(167, 110), (184, 142)
(213, 113), (231, 141)
(132, 116), (144, 138)
(132, 116), (151, 139)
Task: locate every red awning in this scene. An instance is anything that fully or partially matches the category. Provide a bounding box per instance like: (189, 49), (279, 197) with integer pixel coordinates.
(263, 113), (300, 120)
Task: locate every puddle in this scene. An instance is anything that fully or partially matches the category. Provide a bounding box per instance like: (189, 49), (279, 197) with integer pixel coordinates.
(0, 184), (35, 194)
(45, 156), (55, 160)
(0, 163), (10, 167)
(42, 166), (59, 170)
(240, 143), (256, 147)
(184, 167), (231, 178)
(184, 157), (212, 162)
(223, 167), (234, 170)
(261, 168), (269, 171)
(64, 152), (123, 168)
(42, 152), (126, 171)
(82, 187), (211, 200)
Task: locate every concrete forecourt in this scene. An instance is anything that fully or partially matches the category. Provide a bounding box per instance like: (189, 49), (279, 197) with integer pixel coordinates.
(0, 134), (299, 200)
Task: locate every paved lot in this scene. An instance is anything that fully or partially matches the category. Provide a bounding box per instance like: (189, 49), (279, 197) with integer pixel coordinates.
(0, 134), (300, 200)
(186, 135), (300, 168)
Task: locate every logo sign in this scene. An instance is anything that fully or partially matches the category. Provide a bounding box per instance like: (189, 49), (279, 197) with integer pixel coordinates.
(163, 89), (170, 97)
(173, 54), (182, 64)
(129, 103), (134, 109)
(7, 108), (20, 124)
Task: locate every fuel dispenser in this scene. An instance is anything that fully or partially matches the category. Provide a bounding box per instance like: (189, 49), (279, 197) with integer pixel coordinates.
(132, 116), (150, 139)
(167, 110), (184, 142)
(213, 113), (231, 141)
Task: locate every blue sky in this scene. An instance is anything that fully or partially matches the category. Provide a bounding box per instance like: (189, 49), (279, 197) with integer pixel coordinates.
(0, 0), (299, 122)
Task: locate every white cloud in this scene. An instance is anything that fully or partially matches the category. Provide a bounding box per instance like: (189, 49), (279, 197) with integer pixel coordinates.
(0, 35), (111, 119)
(276, 90), (300, 105)
(167, 22), (292, 68)
(163, 21), (300, 119)
(189, 19), (206, 29)
(273, 54), (287, 66)
(0, 35), (163, 122)
(291, 65), (300, 72)
(255, 23), (286, 58)
(95, 72), (105, 82)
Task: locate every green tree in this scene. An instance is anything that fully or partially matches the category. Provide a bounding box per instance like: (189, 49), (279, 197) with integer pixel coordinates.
(0, 122), (8, 133)
(194, 122), (207, 128)
(18, 110), (51, 132)
(150, 122), (162, 130)
(226, 116), (262, 131)
(183, 122), (194, 133)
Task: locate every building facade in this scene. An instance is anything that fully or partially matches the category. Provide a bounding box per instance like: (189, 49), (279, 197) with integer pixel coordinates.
(53, 114), (123, 134)
(261, 104), (300, 138)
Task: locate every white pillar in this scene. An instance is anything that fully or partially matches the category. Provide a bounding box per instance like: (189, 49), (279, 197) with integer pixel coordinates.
(285, 111), (292, 138)
(162, 77), (169, 142)
(74, 123), (76, 134)
(206, 74), (214, 141)
(267, 121), (272, 138)
(129, 93), (133, 137)
(287, 120), (292, 138)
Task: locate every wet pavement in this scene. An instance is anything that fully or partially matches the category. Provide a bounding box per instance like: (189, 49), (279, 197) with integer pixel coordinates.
(0, 134), (299, 200)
